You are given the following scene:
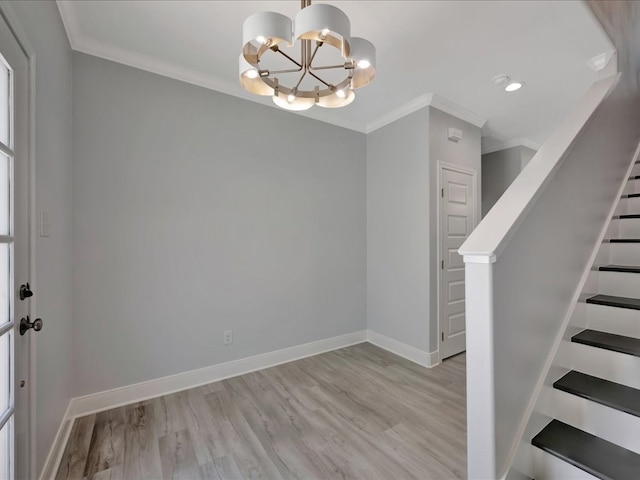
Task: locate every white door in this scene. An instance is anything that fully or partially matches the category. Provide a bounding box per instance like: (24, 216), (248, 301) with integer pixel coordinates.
(0, 11), (32, 479)
(439, 165), (476, 360)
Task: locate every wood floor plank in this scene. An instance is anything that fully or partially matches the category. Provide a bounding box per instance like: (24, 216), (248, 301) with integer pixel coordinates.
(158, 428), (202, 479)
(82, 465), (122, 480)
(205, 389), (283, 479)
(147, 393), (187, 438)
(55, 415), (96, 480)
(83, 407), (126, 477)
(55, 343), (467, 480)
(121, 403), (162, 479)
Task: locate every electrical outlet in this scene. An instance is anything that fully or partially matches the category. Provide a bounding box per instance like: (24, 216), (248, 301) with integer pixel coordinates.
(223, 330), (233, 345)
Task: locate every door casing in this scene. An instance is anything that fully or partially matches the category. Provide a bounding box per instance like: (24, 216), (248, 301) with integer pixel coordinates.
(437, 161), (478, 361)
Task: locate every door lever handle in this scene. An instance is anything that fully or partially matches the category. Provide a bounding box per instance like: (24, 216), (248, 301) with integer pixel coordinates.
(19, 316), (43, 336)
(19, 283), (33, 301)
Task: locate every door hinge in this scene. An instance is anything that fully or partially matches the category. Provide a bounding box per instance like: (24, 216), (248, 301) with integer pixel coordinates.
(441, 188), (444, 198)
(441, 332), (444, 342)
(441, 260), (444, 269)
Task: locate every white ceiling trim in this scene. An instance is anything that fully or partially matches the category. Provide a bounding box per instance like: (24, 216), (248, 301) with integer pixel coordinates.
(365, 93), (486, 134)
(426, 93), (487, 129)
(56, 1), (371, 133)
(481, 137), (542, 155)
(56, 1), (488, 137)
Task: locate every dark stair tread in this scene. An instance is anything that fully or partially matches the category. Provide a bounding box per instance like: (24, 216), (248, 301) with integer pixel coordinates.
(586, 294), (640, 311)
(572, 329), (640, 357)
(630, 175), (640, 180)
(532, 420), (640, 479)
(554, 371), (640, 417)
(599, 264), (640, 274)
(618, 214), (640, 219)
(610, 238), (640, 243)
(625, 193), (640, 198)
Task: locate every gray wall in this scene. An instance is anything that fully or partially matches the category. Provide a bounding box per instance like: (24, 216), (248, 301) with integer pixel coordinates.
(5, 0), (74, 474)
(482, 145), (537, 217)
(427, 107), (482, 352)
(72, 53), (367, 396)
(366, 106), (481, 354)
(367, 109), (430, 350)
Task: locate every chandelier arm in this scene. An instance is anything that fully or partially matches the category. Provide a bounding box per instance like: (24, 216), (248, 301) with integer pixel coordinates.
(307, 70), (332, 88)
(265, 68), (305, 75)
(310, 64), (351, 71)
(307, 42), (322, 68)
(274, 49), (303, 69)
(293, 69), (309, 91)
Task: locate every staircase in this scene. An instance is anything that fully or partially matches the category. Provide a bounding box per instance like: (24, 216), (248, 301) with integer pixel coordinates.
(531, 164), (640, 479)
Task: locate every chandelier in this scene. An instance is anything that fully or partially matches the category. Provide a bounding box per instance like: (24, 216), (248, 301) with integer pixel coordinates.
(239, 0), (376, 111)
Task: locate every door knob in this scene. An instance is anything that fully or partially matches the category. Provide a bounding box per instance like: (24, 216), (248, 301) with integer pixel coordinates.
(19, 283), (33, 301)
(19, 316), (43, 336)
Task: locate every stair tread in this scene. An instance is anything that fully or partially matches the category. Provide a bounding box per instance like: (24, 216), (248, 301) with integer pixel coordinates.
(586, 294), (640, 310)
(626, 193), (640, 198)
(554, 371), (640, 417)
(618, 214), (640, 219)
(610, 238), (640, 243)
(599, 264), (640, 274)
(572, 329), (640, 357)
(532, 420), (640, 479)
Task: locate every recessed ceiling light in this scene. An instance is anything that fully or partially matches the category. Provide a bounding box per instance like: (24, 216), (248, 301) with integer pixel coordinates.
(505, 82), (523, 92)
(492, 74), (510, 87)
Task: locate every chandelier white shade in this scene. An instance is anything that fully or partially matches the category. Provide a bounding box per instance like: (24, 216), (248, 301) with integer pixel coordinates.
(239, 0), (376, 111)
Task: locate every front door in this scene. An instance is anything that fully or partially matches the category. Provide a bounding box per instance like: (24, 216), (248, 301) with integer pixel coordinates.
(0, 10), (32, 478)
(440, 165), (476, 360)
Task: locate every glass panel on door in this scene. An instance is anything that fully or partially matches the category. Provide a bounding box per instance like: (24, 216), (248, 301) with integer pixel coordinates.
(0, 42), (13, 480)
(0, 59), (8, 147)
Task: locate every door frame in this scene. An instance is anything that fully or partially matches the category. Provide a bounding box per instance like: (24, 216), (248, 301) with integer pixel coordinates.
(436, 161), (479, 361)
(0, 2), (37, 476)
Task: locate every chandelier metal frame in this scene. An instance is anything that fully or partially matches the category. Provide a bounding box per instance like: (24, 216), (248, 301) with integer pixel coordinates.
(239, 0), (376, 110)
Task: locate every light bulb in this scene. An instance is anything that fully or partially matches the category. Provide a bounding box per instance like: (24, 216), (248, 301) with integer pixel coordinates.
(321, 28), (330, 37)
(255, 35), (271, 46)
(505, 82), (522, 92)
(244, 69), (259, 79)
(357, 59), (371, 69)
(336, 89), (347, 99)
(287, 93), (296, 103)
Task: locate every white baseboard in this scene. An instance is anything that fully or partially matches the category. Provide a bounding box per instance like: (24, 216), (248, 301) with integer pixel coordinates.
(366, 329), (439, 367)
(41, 328), (440, 479)
(38, 402), (74, 480)
(67, 330), (367, 419)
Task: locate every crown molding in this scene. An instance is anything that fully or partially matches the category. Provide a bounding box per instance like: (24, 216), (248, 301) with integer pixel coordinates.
(55, 1), (483, 136)
(365, 93), (486, 134)
(56, 0), (81, 50)
(364, 94), (432, 133)
(425, 93), (487, 129)
(481, 137), (542, 155)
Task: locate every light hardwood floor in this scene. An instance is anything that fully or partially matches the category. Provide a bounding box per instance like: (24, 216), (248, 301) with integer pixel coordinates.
(56, 343), (466, 480)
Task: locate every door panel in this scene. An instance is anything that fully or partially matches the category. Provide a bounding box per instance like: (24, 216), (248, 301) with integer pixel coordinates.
(0, 10), (31, 479)
(440, 166), (475, 360)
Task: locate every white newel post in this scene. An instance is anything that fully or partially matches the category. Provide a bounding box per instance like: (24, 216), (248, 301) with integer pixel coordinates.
(464, 257), (497, 479)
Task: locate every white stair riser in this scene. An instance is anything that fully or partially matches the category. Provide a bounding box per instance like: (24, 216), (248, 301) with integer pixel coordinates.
(612, 218), (640, 237)
(554, 389), (640, 454)
(619, 196), (640, 215)
(631, 164), (640, 178)
(609, 242), (640, 265)
(586, 303), (640, 338)
(597, 270), (640, 298)
(532, 448), (599, 480)
(572, 343), (640, 390)
(623, 179), (640, 195)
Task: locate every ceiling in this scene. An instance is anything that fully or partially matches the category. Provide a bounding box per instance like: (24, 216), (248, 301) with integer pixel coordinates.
(56, 1), (614, 149)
